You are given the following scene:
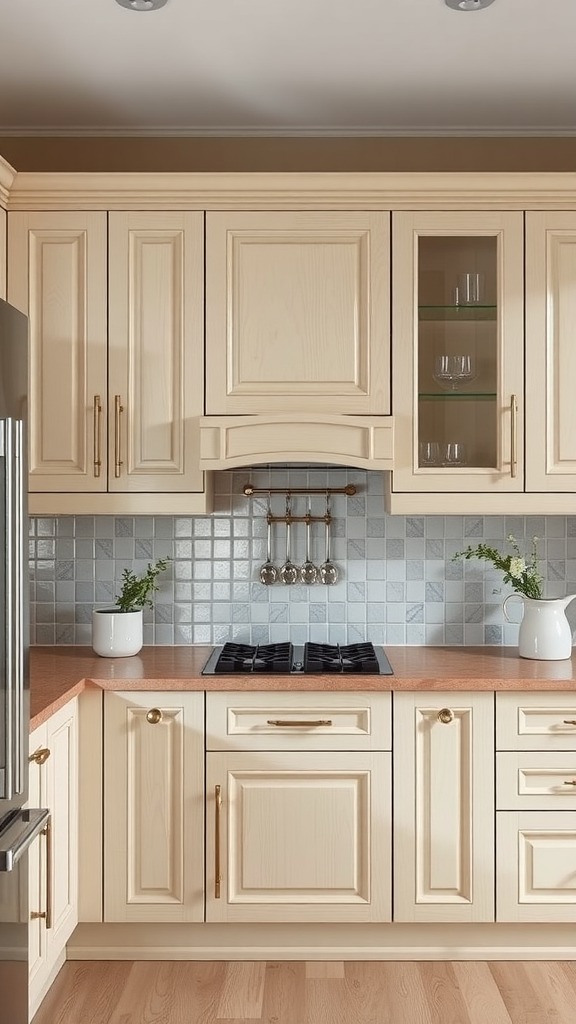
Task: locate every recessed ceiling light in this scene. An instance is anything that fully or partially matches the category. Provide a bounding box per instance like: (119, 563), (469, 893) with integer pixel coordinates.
(445, 0), (496, 10)
(115, 0), (168, 11)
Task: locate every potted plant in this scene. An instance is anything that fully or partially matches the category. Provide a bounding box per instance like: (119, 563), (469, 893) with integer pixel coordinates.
(92, 558), (170, 658)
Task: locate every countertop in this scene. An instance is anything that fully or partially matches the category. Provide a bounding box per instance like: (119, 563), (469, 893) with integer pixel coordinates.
(29, 644), (576, 730)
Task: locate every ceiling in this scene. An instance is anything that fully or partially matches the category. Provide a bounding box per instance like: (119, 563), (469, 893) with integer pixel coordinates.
(1, 0), (576, 136)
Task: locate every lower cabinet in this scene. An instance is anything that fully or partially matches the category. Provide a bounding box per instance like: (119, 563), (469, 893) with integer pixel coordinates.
(205, 691), (392, 923)
(393, 692), (495, 922)
(103, 691), (204, 923)
(496, 692), (576, 922)
(28, 698), (78, 1020)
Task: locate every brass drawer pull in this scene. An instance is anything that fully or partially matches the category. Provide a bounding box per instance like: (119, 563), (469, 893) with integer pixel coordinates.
(28, 747), (51, 766)
(215, 785), (222, 900)
(563, 780), (576, 786)
(563, 720), (576, 726)
(30, 817), (52, 930)
(146, 708), (163, 725)
(266, 719), (333, 727)
(437, 708), (455, 724)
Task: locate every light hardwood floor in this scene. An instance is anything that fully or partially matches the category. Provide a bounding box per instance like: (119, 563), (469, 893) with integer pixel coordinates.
(32, 960), (576, 1024)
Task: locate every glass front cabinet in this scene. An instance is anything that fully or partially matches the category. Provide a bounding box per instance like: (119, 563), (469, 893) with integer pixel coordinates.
(391, 212), (524, 496)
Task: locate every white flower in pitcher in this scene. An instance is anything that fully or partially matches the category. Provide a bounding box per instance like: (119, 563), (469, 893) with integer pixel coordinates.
(508, 556), (526, 580)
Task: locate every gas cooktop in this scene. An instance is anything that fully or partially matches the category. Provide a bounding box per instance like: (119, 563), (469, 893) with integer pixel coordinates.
(201, 641), (393, 676)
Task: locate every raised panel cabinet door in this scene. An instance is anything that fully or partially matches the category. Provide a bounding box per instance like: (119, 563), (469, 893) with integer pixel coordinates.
(108, 212), (204, 494)
(8, 211), (108, 492)
(205, 750), (391, 924)
(205, 211), (390, 415)
(393, 692), (495, 923)
(28, 724), (48, 1009)
(391, 211), (524, 496)
(497, 811), (576, 922)
(103, 691), (204, 923)
(526, 213), (576, 491)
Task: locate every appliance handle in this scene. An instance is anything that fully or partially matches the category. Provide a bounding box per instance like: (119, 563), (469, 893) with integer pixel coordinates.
(13, 420), (25, 796)
(1, 418), (17, 800)
(0, 808), (50, 871)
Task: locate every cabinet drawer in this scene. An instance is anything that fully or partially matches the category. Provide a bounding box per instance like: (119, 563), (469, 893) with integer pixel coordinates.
(497, 751), (576, 810)
(206, 691), (391, 751)
(496, 692), (576, 750)
(496, 811), (576, 922)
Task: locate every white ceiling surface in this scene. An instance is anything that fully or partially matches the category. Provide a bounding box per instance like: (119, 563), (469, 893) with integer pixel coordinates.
(1, 0), (576, 135)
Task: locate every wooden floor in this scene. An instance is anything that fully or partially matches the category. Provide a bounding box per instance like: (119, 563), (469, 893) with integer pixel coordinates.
(32, 960), (576, 1024)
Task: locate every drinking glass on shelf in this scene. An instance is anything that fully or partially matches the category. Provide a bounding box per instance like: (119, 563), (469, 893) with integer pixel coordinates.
(443, 442), (468, 467)
(433, 354), (477, 391)
(454, 272), (484, 306)
(419, 441), (441, 467)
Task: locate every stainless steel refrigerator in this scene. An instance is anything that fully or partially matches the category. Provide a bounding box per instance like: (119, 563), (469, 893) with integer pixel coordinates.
(0, 298), (49, 1024)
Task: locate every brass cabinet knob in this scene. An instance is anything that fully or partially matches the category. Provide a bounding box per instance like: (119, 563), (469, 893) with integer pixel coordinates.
(146, 708), (163, 725)
(437, 708), (455, 724)
(29, 747), (51, 766)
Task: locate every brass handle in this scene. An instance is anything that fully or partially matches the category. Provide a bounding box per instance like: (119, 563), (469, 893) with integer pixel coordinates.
(510, 394), (518, 479)
(437, 708), (455, 724)
(93, 395), (102, 478)
(215, 785), (222, 900)
(30, 817), (52, 929)
(114, 394), (123, 478)
(28, 747), (51, 766)
(563, 720), (576, 726)
(146, 708), (163, 725)
(266, 719), (333, 727)
(563, 780), (576, 786)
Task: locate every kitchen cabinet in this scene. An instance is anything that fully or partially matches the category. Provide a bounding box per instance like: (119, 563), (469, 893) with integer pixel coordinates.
(525, 212), (576, 492)
(199, 210), (394, 470)
(8, 211), (212, 515)
(389, 211), (525, 510)
(103, 691), (204, 923)
(496, 692), (576, 922)
(205, 691), (391, 923)
(0, 206), (6, 300)
(28, 698), (78, 1020)
(393, 692), (495, 922)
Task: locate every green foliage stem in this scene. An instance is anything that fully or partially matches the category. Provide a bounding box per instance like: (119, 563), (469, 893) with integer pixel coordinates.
(453, 536), (543, 600)
(115, 558), (170, 613)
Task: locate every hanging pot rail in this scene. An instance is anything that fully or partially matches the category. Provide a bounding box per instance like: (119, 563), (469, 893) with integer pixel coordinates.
(243, 484), (356, 497)
(266, 513), (332, 525)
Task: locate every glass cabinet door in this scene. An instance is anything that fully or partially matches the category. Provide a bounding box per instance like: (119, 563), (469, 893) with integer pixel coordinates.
(392, 212), (524, 494)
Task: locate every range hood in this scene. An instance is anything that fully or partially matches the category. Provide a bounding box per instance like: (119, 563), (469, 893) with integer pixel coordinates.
(198, 413), (394, 471)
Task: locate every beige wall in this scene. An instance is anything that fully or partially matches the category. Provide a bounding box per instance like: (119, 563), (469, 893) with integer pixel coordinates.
(2, 136), (576, 173)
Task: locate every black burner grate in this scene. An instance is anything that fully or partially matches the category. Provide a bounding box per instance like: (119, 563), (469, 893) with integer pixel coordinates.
(213, 641), (294, 674)
(303, 642), (380, 674)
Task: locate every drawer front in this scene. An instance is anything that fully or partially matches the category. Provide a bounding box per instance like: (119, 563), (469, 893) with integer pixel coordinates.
(206, 691), (391, 751)
(497, 751), (576, 810)
(496, 692), (576, 750)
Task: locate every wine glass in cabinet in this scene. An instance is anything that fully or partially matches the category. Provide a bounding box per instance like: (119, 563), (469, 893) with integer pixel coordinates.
(391, 211), (525, 496)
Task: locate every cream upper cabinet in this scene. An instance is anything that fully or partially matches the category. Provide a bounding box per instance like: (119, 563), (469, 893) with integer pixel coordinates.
(200, 210), (394, 471)
(103, 691), (204, 924)
(28, 698), (79, 1020)
(0, 206), (6, 299)
(205, 211), (390, 415)
(393, 692), (495, 923)
(8, 212), (108, 496)
(8, 210), (211, 515)
(525, 212), (576, 492)
(205, 691), (392, 924)
(390, 211), (524, 508)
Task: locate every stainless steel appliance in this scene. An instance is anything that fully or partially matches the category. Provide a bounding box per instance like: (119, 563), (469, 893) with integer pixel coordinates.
(202, 641), (394, 676)
(0, 298), (49, 1024)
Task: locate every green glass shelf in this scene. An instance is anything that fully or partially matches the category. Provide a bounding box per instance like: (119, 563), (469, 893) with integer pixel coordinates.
(418, 305), (497, 322)
(418, 392), (497, 401)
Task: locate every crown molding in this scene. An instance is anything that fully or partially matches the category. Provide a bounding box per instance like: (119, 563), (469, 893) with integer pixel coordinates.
(6, 170), (576, 211)
(0, 154), (17, 207)
(2, 126), (576, 138)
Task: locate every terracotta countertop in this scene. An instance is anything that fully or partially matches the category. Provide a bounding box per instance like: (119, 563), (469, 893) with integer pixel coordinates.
(29, 644), (576, 731)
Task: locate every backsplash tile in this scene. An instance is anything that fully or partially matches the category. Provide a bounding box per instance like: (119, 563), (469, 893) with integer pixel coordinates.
(28, 469), (576, 647)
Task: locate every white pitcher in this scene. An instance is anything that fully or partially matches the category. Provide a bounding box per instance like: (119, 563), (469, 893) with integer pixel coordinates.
(503, 594), (576, 660)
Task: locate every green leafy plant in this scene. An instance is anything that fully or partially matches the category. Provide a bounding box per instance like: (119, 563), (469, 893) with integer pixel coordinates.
(453, 535), (543, 600)
(115, 558), (170, 613)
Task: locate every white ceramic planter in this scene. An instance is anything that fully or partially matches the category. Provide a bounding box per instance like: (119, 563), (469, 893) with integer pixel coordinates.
(92, 608), (143, 658)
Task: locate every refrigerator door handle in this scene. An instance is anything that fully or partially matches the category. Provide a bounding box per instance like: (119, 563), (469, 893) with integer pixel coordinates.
(0, 808), (50, 872)
(0, 417), (25, 802)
